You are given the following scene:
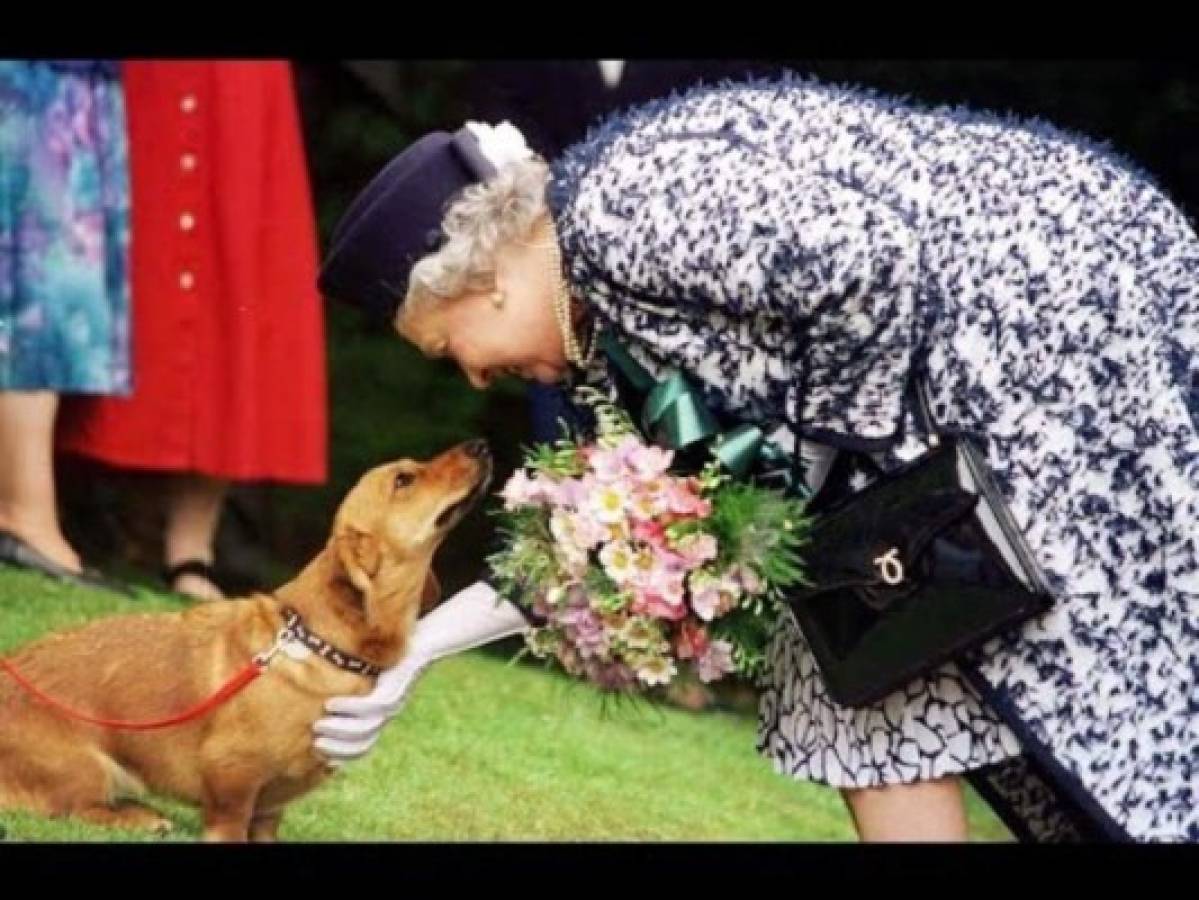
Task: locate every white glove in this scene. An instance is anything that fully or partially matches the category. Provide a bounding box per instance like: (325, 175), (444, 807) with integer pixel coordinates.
(312, 580), (529, 765)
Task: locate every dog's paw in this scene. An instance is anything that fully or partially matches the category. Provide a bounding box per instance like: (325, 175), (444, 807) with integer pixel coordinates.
(129, 809), (176, 836)
(149, 816), (175, 836)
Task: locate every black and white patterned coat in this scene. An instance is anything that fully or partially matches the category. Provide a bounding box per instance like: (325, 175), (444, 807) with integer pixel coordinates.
(546, 75), (1199, 842)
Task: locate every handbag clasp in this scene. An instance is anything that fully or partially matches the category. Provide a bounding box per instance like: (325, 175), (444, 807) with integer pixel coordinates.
(873, 548), (905, 585)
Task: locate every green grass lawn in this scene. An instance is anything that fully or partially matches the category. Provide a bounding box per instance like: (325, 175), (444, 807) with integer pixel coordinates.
(0, 567), (1011, 842)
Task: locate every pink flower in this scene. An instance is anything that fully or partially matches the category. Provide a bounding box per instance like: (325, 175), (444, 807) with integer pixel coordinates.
(500, 468), (549, 509)
(687, 570), (721, 621)
(559, 605), (608, 659)
(675, 532), (719, 567)
(692, 587), (721, 621)
(696, 640), (736, 683)
(626, 442), (673, 481)
(613, 434), (643, 459)
(631, 589), (688, 622)
(554, 477), (590, 510)
(628, 486), (669, 522)
(660, 479), (711, 518)
(631, 519), (667, 547)
(639, 565), (686, 605)
(675, 620), (711, 661)
(736, 564), (765, 596)
(652, 546), (690, 574)
(588, 446), (626, 483)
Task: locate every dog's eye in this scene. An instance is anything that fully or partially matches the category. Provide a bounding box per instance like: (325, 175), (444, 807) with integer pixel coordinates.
(394, 472), (416, 489)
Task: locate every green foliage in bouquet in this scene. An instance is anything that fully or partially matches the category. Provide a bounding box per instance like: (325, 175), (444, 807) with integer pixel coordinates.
(699, 465), (810, 680)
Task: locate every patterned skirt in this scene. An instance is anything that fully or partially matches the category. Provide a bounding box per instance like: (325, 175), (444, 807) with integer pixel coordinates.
(757, 616), (1023, 788)
(0, 61), (131, 394)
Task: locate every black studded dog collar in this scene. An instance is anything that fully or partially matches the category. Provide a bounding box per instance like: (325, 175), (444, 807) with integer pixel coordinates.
(279, 607), (383, 679)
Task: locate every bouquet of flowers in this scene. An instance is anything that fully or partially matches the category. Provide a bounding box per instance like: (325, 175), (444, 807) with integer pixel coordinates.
(488, 390), (809, 693)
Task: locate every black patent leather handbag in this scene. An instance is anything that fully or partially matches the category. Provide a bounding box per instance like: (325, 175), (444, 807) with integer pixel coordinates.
(785, 382), (1054, 708)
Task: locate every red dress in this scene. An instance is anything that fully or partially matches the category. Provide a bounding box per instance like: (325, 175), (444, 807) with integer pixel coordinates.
(58, 61), (327, 484)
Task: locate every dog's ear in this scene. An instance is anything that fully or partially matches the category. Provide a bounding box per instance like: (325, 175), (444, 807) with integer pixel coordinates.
(420, 570), (442, 614)
(333, 525), (382, 601)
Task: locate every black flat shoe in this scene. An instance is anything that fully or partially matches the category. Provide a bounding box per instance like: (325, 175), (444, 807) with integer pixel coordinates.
(0, 529), (135, 596)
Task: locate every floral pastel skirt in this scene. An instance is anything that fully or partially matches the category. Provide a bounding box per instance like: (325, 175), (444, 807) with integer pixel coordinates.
(0, 61), (131, 394)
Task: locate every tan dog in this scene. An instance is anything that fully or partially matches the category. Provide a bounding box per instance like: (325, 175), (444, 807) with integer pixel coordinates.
(0, 440), (491, 841)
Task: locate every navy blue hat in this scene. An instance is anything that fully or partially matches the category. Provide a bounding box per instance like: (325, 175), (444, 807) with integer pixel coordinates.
(318, 127), (498, 320)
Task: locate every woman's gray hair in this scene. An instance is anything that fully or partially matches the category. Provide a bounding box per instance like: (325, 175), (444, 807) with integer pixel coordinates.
(401, 155), (551, 318)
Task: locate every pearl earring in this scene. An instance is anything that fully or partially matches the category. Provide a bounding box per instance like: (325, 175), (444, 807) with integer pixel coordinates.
(491, 290), (506, 309)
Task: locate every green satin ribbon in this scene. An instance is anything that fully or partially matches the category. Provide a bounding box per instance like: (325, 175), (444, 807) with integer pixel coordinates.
(600, 333), (797, 489)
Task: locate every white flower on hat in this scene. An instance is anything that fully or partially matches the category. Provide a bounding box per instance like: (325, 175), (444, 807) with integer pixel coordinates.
(463, 120), (534, 171)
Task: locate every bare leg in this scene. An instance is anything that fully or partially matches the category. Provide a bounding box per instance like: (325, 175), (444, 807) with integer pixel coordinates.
(841, 775), (970, 842)
(164, 473), (229, 601)
(0, 391), (81, 572)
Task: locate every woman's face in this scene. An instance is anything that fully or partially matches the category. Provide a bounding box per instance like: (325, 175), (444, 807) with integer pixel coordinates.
(397, 221), (569, 390)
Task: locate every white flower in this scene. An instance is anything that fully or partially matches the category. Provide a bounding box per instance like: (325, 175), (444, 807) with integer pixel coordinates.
(588, 482), (630, 525)
(634, 655), (677, 688)
(599, 541), (636, 584)
(463, 120), (533, 171)
(618, 616), (659, 650)
(549, 510), (580, 553)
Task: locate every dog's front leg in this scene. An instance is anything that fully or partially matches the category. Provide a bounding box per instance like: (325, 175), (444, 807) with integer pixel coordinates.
(200, 765), (264, 843)
(248, 806), (283, 843)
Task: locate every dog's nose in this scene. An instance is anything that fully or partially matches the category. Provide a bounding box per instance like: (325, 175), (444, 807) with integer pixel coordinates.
(463, 439), (490, 459)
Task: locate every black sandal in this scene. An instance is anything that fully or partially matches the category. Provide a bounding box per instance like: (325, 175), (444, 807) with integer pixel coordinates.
(163, 559), (224, 599)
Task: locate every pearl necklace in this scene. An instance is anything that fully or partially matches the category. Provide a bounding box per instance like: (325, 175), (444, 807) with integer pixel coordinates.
(539, 231), (599, 369)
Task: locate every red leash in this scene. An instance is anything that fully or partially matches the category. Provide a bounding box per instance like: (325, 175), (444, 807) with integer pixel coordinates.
(0, 630), (287, 732)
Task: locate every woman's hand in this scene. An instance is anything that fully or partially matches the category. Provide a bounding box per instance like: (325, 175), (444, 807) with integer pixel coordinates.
(312, 580), (530, 765)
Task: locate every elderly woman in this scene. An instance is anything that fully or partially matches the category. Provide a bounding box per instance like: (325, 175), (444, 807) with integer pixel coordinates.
(312, 75), (1199, 843)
